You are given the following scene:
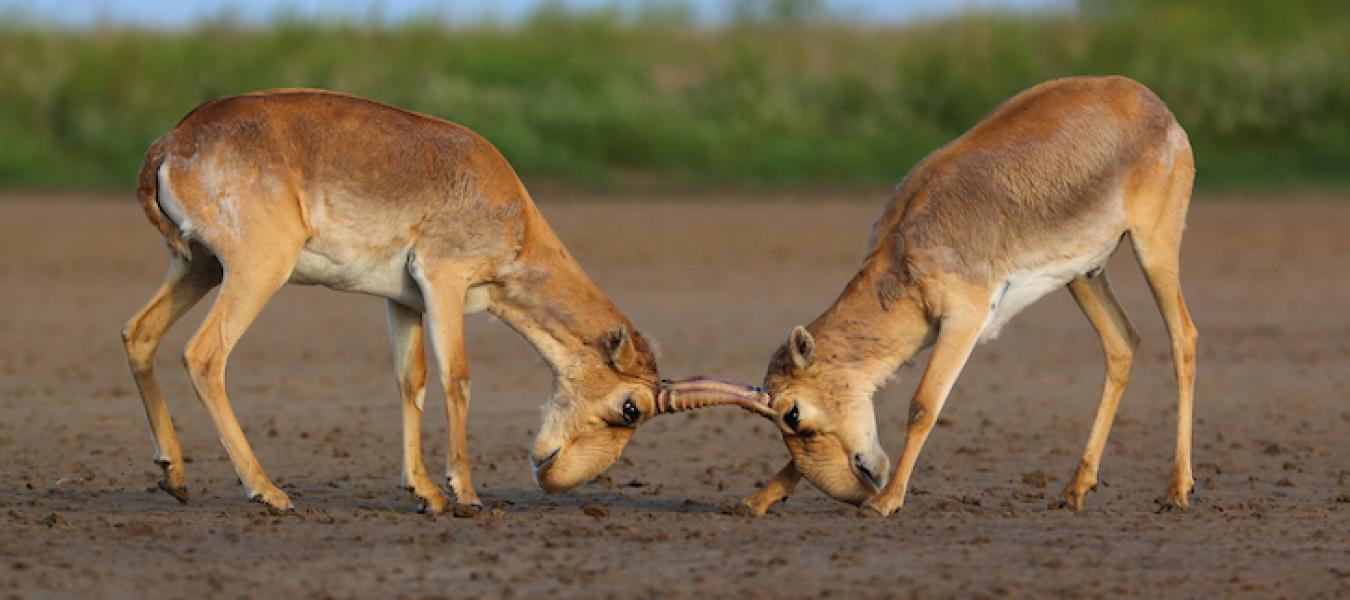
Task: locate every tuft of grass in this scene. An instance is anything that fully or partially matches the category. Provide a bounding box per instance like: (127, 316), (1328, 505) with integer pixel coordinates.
(1, 0), (1348, 189)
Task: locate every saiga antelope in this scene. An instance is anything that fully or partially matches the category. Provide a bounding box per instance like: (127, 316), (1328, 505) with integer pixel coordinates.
(122, 90), (723, 512)
(668, 76), (1198, 516)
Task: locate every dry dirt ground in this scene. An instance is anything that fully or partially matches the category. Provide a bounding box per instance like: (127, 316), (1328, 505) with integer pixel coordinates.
(0, 192), (1347, 598)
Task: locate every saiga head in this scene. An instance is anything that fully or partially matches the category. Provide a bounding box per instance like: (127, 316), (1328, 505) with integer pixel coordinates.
(661, 325), (890, 504)
(762, 326), (890, 504)
(530, 324), (660, 492)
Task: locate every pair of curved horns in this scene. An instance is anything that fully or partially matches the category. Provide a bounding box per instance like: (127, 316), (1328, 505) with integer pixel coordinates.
(657, 376), (778, 419)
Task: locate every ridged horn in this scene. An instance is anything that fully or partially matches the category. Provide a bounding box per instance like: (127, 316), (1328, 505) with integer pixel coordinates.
(656, 376), (777, 419)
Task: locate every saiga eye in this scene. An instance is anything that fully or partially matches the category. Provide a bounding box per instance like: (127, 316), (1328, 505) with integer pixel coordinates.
(621, 397), (640, 424)
(783, 404), (800, 431)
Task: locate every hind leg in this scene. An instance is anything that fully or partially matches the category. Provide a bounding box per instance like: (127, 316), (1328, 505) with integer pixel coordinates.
(1128, 142), (1198, 511)
(122, 251), (221, 502)
(1058, 272), (1140, 510)
(1132, 236), (1198, 510)
(183, 245), (300, 510)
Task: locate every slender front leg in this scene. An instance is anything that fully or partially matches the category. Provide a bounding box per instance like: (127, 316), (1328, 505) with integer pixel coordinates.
(738, 462), (801, 517)
(386, 300), (449, 514)
(864, 314), (984, 516)
(411, 262), (482, 508)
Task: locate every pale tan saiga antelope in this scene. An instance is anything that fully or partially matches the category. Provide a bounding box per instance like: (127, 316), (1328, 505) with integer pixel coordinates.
(121, 89), (724, 513)
(667, 76), (1198, 516)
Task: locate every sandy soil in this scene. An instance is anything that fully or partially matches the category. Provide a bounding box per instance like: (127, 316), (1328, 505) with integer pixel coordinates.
(0, 192), (1346, 598)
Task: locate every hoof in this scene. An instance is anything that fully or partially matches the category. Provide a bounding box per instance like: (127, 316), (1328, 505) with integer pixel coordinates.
(1052, 492), (1086, 511)
(249, 488), (294, 513)
(733, 502), (765, 518)
(158, 480), (190, 504)
(451, 502), (485, 519)
(1155, 500), (1189, 514)
(446, 476), (481, 508)
(412, 489), (450, 515)
(859, 501), (891, 518)
(1156, 484), (1191, 513)
(1050, 498), (1087, 512)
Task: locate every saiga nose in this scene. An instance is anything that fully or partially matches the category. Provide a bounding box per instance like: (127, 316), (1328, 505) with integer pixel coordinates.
(532, 447), (560, 471)
(854, 453), (883, 492)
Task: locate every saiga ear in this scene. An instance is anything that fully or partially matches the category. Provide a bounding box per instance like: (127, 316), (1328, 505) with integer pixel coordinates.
(601, 324), (640, 374)
(788, 325), (816, 370)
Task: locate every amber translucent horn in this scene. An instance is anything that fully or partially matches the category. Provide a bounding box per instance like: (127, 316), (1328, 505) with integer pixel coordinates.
(657, 376), (777, 419)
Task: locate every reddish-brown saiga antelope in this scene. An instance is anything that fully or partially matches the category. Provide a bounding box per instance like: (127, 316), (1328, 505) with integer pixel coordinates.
(668, 76), (1198, 516)
(122, 89), (725, 512)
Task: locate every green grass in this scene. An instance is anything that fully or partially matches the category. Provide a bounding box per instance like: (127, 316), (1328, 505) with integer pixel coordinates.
(2, 0), (1349, 189)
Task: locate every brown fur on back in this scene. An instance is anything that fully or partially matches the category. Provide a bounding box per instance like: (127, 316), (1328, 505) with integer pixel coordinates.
(869, 77), (1176, 285)
(166, 89), (513, 214)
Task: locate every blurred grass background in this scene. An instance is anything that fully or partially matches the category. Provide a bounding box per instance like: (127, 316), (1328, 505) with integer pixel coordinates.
(2, 0), (1348, 189)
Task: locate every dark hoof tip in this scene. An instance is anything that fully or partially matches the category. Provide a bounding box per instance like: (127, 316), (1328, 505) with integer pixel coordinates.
(416, 497), (449, 516)
(731, 504), (760, 518)
(247, 493), (295, 514)
(1051, 498), (1080, 511)
(1156, 502), (1188, 514)
(452, 503), (485, 519)
(255, 500), (296, 516)
(859, 505), (887, 518)
(158, 480), (190, 504)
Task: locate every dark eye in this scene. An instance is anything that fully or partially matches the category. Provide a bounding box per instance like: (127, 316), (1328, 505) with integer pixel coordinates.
(621, 397), (640, 424)
(783, 404), (800, 431)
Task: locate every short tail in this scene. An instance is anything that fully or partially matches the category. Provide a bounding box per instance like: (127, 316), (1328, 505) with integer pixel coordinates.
(136, 133), (192, 258)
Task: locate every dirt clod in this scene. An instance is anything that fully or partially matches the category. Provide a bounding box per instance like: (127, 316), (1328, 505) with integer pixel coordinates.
(580, 503), (609, 519)
(1022, 471), (1053, 489)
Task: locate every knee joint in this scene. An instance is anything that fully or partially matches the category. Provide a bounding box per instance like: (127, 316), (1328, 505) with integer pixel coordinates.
(442, 369), (470, 395)
(1105, 345), (1135, 373)
(397, 364), (428, 396)
(907, 403), (929, 427)
(122, 324), (159, 367)
(1176, 326), (1198, 366)
(399, 380), (427, 400)
(1182, 324), (1198, 348)
(182, 340), (224, 379)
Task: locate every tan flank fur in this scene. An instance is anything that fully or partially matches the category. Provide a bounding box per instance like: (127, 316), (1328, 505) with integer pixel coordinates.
(669, 76), (1198, 516)
(121, 89), (672, 512)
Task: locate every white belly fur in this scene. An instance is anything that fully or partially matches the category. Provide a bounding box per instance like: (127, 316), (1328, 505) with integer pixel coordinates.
(290, 246), (490, 315)
(979, 241), (1118, 341)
